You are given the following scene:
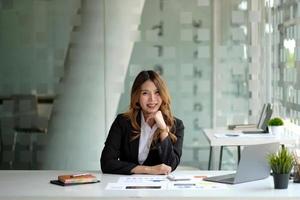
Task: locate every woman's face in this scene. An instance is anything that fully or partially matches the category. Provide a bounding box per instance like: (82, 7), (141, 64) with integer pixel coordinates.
(139, 80), (162, 117)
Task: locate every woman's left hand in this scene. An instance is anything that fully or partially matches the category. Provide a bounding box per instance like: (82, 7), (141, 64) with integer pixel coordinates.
(154, 111), (169, 140)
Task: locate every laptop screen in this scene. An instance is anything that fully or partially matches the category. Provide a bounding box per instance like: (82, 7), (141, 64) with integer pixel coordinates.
(257, 103), (272, 131)
(234, 142), (279, 183)
(204, 142), (280, 184)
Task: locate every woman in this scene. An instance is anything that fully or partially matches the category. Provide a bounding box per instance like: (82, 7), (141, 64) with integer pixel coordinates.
(100, 70), (184, 175)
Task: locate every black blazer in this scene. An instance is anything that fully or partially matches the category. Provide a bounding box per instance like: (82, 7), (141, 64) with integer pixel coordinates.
(100, 113), (184, 175)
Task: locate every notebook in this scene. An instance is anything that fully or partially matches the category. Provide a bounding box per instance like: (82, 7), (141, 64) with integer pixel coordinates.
(203, 142), (279, 184)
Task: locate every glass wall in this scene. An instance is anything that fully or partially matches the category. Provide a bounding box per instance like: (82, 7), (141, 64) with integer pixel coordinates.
(114, 0), (213, 168)
(268, 0), (300, 124)
(115, 0), (265, 169)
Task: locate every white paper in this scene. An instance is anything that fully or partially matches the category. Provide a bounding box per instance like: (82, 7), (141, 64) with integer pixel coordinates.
(106, 174), (228, 190)
(117, 176), (167, 183)
(169, 181), (228, 190)
(106, 182), (167, 190)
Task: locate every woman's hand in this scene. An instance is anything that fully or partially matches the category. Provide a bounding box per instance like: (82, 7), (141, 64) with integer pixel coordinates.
(131, 164), (172, 175)
(148, 164), (172, 175)
(145, 111), (169, 141)
(154, 111), (167, 130)
(154, 111), (169, 140)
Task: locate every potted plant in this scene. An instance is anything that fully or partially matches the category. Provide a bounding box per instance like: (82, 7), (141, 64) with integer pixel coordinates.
(268, 146), (294, 189)
(268, 117), (284, 135)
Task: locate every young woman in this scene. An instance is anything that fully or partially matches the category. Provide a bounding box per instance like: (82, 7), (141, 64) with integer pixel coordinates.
(100, 70), (184, 175)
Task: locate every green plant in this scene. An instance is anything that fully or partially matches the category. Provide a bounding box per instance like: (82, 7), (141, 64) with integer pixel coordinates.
(268, 117), (284, 126)
(268, 146), (294, 174)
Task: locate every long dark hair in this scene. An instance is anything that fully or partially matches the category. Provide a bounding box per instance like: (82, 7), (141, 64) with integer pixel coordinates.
(123, 70), (177, 144)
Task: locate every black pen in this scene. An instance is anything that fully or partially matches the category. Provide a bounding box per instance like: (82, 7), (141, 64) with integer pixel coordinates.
(225, 134), (239, 137)
(126, 186), (161, 189)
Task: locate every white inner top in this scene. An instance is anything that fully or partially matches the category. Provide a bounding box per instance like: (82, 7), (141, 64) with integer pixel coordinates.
(138, 113), (158, 164)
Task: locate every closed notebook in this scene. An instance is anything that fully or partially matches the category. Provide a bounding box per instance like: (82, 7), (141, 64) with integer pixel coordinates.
(58, 173), (98, 184)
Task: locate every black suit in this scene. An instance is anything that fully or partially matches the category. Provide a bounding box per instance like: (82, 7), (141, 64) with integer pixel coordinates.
(100, 113), (184, 174)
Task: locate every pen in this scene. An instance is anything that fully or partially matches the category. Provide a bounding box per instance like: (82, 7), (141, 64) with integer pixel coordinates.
(71, 173), (90, 177)
(151, 180), (163, 182)
(225, 134), (239, 137)
(126, 186), (161, 189)
(194, 176), (207, 179)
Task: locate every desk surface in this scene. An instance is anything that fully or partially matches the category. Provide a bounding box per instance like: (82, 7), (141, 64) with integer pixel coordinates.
(204, 128), (298, 146)
(0, 170), (299, 200)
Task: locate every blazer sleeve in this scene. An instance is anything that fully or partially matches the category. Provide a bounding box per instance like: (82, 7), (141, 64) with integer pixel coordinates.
(100, 115), (137, 174)
(156, 118), (184, 171)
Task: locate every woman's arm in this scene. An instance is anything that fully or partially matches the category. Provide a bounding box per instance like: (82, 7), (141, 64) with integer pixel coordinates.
(131, 164), (172, 175)
(100, 115), (137, 175)
(156, 118), (184, 171)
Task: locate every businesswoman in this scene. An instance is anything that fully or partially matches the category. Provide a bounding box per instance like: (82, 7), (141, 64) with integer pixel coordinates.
(100, 70), (184, 175)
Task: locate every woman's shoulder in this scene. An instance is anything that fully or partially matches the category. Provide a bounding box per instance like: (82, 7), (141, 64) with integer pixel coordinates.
(115, 113), (131, 123)
(174, 117), (184, 127)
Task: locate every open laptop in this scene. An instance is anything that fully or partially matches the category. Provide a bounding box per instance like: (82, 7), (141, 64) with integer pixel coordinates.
(203, 142), (279, 184)
(228, 103), (273, 133)
(242, 103), (273, 133)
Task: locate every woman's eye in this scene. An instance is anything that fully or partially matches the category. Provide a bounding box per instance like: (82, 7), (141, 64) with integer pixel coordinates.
(142, 92), (148, 95)
(155, 91), (160, 95)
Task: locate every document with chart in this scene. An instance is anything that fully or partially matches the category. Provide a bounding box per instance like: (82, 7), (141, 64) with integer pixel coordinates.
(105, 174), (227, 190)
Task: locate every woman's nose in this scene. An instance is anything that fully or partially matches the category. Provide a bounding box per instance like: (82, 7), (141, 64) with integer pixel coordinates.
(149, 93), (156, 101)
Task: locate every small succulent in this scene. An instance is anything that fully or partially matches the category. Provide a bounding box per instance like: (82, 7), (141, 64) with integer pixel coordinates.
(268, 117), (284, 126)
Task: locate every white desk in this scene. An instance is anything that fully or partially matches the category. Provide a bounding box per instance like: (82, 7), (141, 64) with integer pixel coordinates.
(204, 128), (298, 170)
(0, 170), (299, 200)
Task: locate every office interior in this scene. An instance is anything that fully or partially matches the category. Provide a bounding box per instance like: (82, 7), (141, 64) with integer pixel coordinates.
(0, 0), (299, 171)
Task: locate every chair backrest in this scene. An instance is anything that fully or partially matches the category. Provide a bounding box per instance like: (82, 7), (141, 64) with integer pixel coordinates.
(10, 94), (49, 132)
(1, 94), (49, 133)
(11, 94), (38, 115)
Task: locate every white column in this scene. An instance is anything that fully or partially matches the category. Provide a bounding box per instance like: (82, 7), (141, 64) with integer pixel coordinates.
(42, 0), (106, 170)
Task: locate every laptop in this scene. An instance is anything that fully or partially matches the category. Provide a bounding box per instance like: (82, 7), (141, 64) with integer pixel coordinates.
(228, 103), (273, 133)
(203, 142), (279, 184)
(242, 103), (273, 134)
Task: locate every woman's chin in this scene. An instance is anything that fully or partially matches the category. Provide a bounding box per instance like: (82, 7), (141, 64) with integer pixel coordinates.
(145, 109), (158, 114)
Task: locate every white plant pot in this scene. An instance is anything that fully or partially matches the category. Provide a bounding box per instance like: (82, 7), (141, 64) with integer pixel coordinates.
(269, 126), (283, 136)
